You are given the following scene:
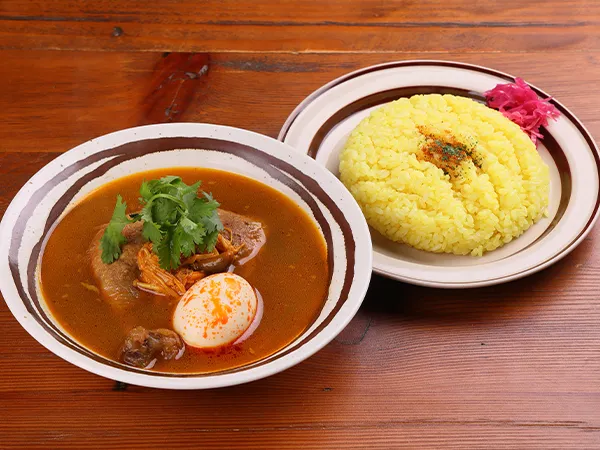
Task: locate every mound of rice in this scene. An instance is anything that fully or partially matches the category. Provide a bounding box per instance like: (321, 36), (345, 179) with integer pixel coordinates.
(339, 94), (550, 256)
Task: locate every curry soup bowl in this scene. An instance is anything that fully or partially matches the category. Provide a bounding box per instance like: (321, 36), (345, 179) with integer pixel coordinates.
(0, 123), (372, 389)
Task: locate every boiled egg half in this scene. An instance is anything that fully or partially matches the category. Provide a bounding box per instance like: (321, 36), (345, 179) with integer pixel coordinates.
(173, 273), (258, 349)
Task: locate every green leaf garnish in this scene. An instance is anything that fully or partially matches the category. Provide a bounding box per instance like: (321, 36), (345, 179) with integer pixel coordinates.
(197, 229), (220, 253)
(100, 195), (132, 264)
(100, 176), (222, 270)
(142, 220), (162, 244)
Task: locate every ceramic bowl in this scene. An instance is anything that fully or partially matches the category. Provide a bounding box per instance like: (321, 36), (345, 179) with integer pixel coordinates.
(0, 123), (372, 389)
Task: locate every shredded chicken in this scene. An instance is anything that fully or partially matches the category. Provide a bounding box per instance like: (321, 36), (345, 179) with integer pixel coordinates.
(175, 267), (205, 289)
(134, 243), (193, 298)
(133, 230), (244, 299)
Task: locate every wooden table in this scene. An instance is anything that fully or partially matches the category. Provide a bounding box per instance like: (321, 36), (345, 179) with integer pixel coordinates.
(1, 1), (599, 448)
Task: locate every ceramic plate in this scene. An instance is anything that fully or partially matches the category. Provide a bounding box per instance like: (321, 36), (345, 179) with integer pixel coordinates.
(0, 123), (372, 389)
(279, 60), (600, 288)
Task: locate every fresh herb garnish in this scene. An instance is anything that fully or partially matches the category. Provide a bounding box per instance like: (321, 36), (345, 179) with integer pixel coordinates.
(100, 176), (223, 270)
(99, 195), (132, 264)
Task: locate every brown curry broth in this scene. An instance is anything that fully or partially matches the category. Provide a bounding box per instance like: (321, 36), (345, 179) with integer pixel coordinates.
(40, 168), (329, 373)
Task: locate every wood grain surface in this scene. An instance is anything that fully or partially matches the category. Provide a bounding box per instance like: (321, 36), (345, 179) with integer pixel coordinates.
(1, 1), (599, 449)
(1, 0), (600, 53)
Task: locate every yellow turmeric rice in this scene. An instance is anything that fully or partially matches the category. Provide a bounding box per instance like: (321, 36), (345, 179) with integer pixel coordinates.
(339, 94), (550, 256)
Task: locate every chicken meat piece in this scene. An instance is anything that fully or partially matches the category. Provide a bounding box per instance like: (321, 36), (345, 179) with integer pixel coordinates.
(119, 326), (184, 368)
(89, 221), (144, 310)
(218, 209), (266, 264)
(89, 210), (265, 305)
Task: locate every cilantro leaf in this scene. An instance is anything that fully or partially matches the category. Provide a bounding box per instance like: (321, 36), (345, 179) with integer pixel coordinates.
(197, 229), (220, 253)
(139, 181), (153, 202)
(152, 196), (179, 224)
(203, 209), (224, 235)
(102, 176), (223, 270)
(155, 231), (174, 270)
(142, 220), (162, 244)
(173, 221), (198, 260)
(189, 196), (220, 222)
(158, 175), (181, 186)
(100, 195), (133, 263)
(139, 201), (154, 224)
(181, 181), (202, 210)
(180, 216), (206, 242)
